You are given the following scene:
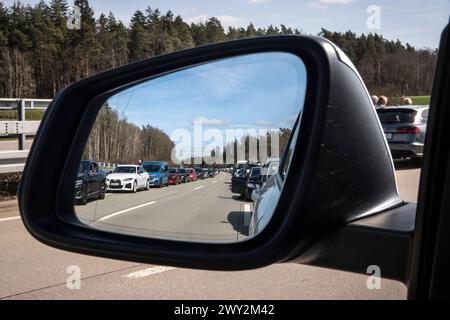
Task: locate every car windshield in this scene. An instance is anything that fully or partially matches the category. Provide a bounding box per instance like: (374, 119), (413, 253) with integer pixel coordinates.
(195, 168), (202, 173)
(143, 164), (161, 172)
(113, 166), (136, 174)
(377, 109), (417, 123)
(168, 169), (177, 173)
(178, 169), (186, 174)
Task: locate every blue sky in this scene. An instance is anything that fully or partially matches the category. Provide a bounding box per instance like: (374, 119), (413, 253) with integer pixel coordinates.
(108, 52), (306, 155)
(5, 0), (449, 48)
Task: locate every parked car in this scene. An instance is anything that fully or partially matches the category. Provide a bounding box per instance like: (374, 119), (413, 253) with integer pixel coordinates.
(186, 168), (197, 182)
(208, 168), (216, 178)
(195, 167), (208, 179)
(231, 168), (248, 196)
(177, 168), (190, 183)
(231, 163), (261, 197)
(74, 160), (107, 205)
(377, 105), (429, 160)
(106, 165), (149, 192)
(244, 166), (262, 201)
(249, 159), (281, 235)
(143, 161), (169, 187)
(168, 168), (183, 185)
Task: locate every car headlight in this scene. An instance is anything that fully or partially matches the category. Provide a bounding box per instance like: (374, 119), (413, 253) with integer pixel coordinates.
(123, 178), (133, 181)
(150, 175), (156, 179)
(75, 180), (83, 187)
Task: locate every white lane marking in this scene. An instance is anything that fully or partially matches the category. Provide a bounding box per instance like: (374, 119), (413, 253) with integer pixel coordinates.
(0, 216), (21, 223)
(98, 201), (156, 222)
(244, 203), (252, 227)
(212, 181), (217, 184)
(123, 266), (175, 279)
(192, 186), (205, 190)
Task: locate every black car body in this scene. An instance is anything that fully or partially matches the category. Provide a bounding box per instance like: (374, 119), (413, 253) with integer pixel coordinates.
(244, 167), (262, 200)
(231, 164), (261, 196)
(74, 160), (107, 205)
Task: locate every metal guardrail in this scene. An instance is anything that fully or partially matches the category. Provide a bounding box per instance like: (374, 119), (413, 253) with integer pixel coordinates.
(0, 150), (29, 174)
(0, 98), (51, 173)
(0, 99), (118, 174)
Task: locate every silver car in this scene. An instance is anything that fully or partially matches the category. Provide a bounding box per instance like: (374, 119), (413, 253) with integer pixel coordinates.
(249, 158), (280, 237)
(377, 105), (429, 160)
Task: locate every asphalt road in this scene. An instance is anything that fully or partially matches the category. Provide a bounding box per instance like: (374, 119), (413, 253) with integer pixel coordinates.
(0, 162), (420, 300)
(75, 174), (250, 243)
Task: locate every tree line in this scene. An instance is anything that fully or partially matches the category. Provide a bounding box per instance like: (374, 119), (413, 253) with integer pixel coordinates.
(186, 128), (292, 167)
(84, 105), (175, 165)
(0, 0), (437, 100)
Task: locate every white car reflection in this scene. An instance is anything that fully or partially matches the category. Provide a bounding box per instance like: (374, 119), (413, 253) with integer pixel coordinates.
(106, 165), (150, 193)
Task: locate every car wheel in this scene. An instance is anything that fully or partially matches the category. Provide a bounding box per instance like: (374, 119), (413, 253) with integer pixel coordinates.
(80, 184), (88, 205)
(158, 178), (163, 188)
(145, 179), (150, 190)
(98, 182), (106, 200)
(132, 181), (137, 193)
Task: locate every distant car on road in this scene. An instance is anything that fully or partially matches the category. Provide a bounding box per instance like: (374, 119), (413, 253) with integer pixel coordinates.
(177, 168), (190, 183)
(377, 105), (429, 160)
(208, 168), (216, 178)
(143, 161), (169, 187)
(244, 167), (262, 201)
(75, 160), (107, 205)
(186, 168), (197, 182)
(106, 165), (150, 192)
(195, 167), (208, 179)
(168, 168), (183, 185)
(231, 163), (261, 197)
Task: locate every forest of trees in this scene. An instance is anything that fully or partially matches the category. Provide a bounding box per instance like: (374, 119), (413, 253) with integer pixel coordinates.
(185, 128), (292, 167)
(84, 105), (175, 165)
(0, 0), (438, 100)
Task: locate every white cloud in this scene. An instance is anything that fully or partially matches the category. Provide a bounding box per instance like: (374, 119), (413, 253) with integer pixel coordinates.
(261, 13), (281, 19)
(308, 0), (354, 9)
(184, 14), (245, 28)
(216, 15), (245, 27)
(194, 117), (230, 126)
(255, 120), (273, 127)
(248, 0), (272, 4)
(184, 14), (209, 24)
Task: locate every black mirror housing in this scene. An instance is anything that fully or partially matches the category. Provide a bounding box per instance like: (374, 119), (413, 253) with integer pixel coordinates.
(19, 36), (402, 273)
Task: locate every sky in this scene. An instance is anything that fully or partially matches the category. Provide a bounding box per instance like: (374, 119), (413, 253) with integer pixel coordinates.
(5, 0), (450, 49)
(108, 52), (307, 156)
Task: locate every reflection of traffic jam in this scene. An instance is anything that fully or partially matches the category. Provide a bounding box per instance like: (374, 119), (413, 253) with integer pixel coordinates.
(74, 159), (221, 205)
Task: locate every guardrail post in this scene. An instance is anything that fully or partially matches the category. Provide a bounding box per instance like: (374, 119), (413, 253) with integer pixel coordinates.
(17, 99), (26, 150)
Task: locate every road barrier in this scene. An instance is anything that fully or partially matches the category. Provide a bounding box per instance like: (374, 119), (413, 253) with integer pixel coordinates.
(0, 98), (51, 173)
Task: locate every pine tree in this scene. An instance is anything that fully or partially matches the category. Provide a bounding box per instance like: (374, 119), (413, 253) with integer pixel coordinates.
(129, 10), (153, 60)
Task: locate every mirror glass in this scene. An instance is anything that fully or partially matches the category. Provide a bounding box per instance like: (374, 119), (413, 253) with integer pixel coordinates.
(73, 52), (307, 243)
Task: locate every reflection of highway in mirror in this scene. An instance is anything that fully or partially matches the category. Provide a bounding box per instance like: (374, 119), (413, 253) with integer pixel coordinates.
(74, 52), (306, 243)
(76, 172), (252, 243)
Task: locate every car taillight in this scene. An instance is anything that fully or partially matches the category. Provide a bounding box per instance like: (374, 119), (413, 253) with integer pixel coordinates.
(397, 127), (420, 134)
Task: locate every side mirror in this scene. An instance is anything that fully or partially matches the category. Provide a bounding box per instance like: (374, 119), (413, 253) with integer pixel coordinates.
(19, 36), (407, 281)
